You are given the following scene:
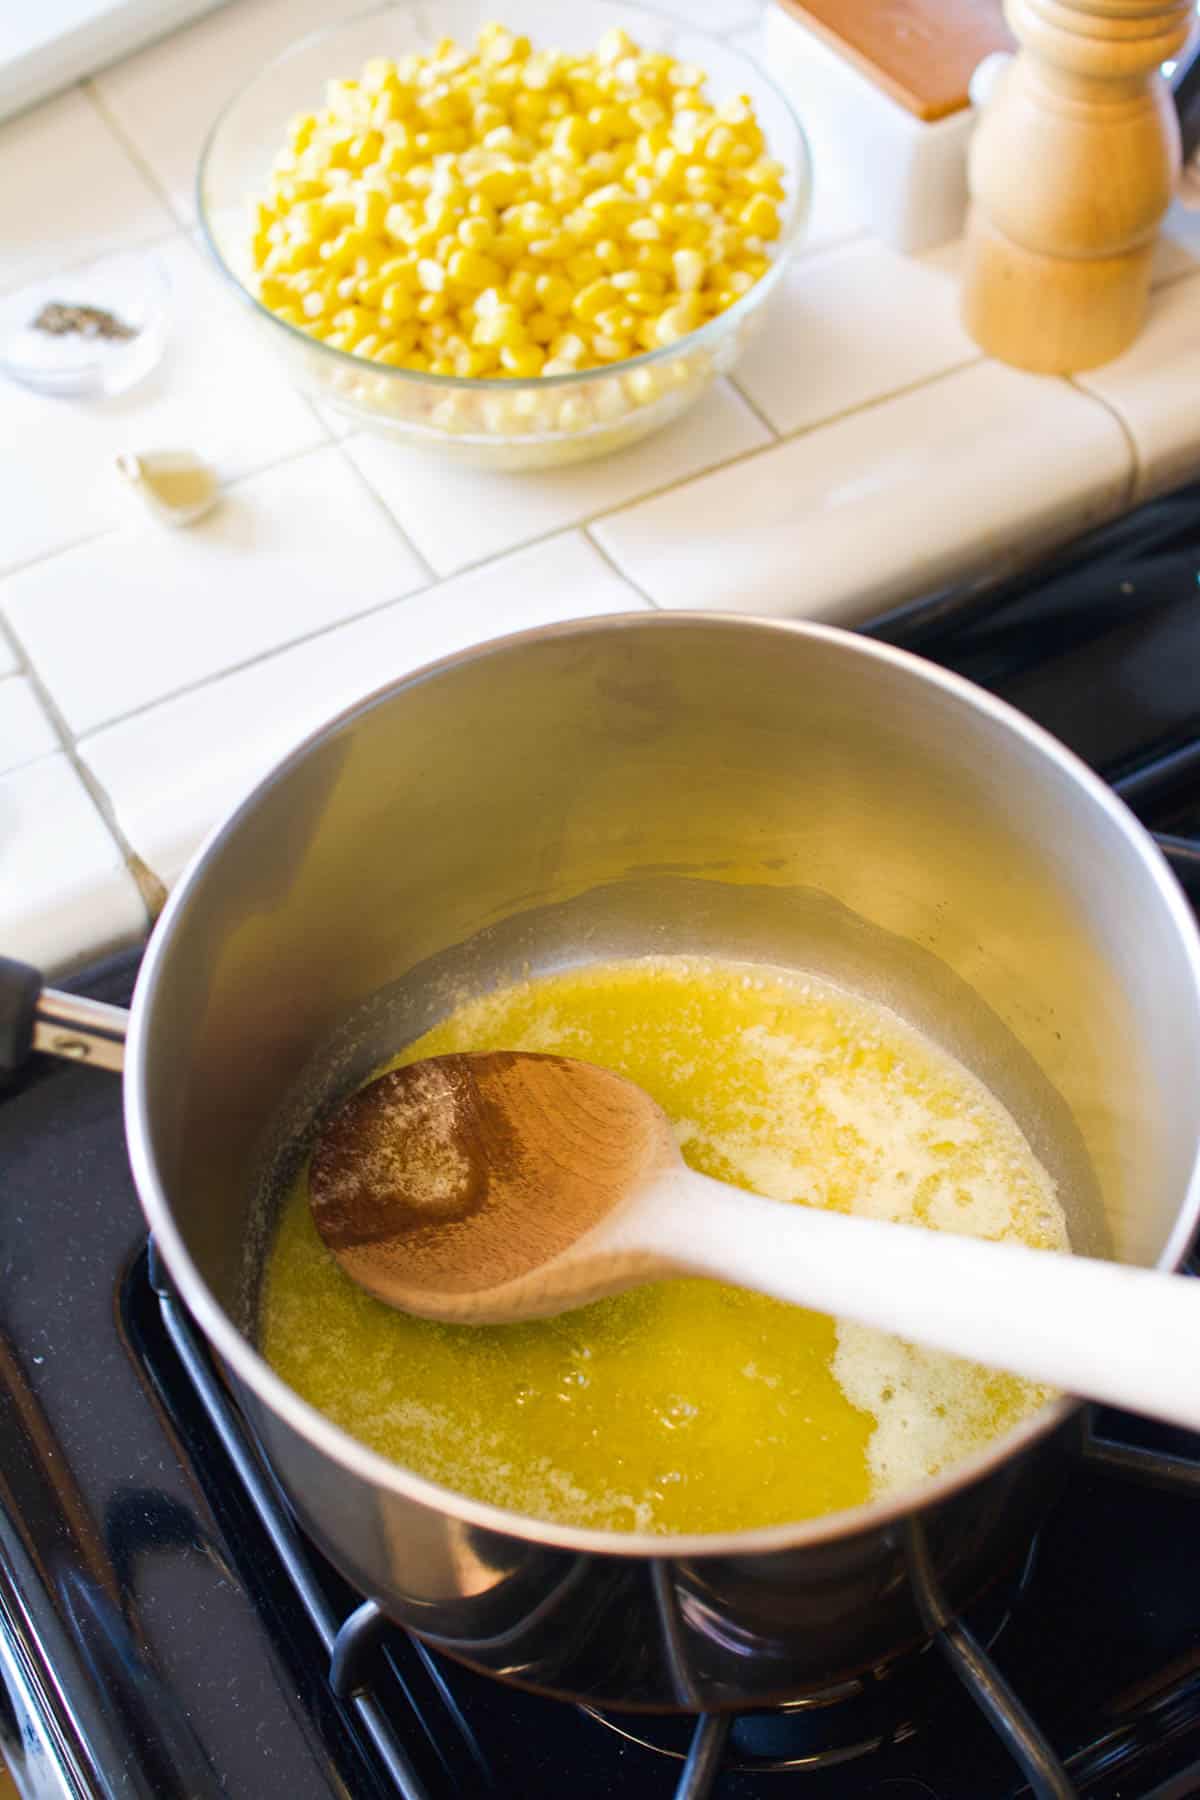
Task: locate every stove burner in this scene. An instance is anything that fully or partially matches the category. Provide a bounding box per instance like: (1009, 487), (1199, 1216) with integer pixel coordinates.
(578, 1548), (1039, 1776)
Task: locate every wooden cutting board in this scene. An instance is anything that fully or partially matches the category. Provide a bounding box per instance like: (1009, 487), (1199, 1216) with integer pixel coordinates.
(773, 0), (1013, 121)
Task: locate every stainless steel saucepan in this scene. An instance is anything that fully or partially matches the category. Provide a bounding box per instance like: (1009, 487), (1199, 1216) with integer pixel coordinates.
(5, 614), (1200, 1712)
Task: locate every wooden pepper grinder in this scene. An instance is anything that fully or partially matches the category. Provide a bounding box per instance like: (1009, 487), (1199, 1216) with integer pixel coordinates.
(961, 0), (1194, 373)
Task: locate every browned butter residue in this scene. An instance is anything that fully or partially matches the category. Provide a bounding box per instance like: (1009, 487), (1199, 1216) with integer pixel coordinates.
(309, 1051), (667, 1297)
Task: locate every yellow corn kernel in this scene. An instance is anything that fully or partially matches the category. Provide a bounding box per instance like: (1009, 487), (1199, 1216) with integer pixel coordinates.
(478, 23), (529, 66)
(379, 283), (416, 321)
(416, 291), (448, 320)
(287, 113), (318, 155)
(450, 345), (489, 377)
(499, 342), (544, 376)
(591, 379), (627, 422)
(525, 308), (559, 344)
(556, 396), (590, 432)
(377, 322), (419, 357)
(673, 216), (708, 250)
(354, 188), (389, 234)
(745, 156), (787, 195)
(571, 278), (619, 323)
(472, 303), (525, 347)
(471, 165), (523, 207)
(561, 250), (600, 288)
(370, 341), (410, 367)
(416, 257), (446, 292)
(526, 233), (575, 260)
(591, 304), (632, 337)
(672, 247), (706, 293)
(487, 232), (525, 266)
(739, 193), (779, 237)
(347, 130), (382, 170)
(633, 243), (674, 276)
(548, 330), (586, 364)
(355, 273), (389, 307)
(431, 394), (468, 430)
(456, 214), (493, 251)
(422, 201), (458, 240)
(447, 246), (504, 287)
(255, 273), (292, 308)
(552, 115), (589, 158)
(653, 298), (700, 344)
(533, 271), (572, 314)
(422, 318), (455, 352)
(507, 268), (538, 306)
(624, 366), (662, 405)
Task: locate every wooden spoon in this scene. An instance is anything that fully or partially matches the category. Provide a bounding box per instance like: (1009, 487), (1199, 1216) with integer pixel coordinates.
(309, 1051), (1200, 1432)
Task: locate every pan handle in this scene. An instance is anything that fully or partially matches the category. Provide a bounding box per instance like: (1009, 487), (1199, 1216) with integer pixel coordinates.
(0, 956), (127, 1077)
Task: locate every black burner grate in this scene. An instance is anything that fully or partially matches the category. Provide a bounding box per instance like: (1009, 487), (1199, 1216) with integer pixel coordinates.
(129, 1239), (1200, 1800)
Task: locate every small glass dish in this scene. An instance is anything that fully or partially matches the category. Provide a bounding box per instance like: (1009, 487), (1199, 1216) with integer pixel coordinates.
(196, 0), (810, 471)
(0, 251), (170, 399)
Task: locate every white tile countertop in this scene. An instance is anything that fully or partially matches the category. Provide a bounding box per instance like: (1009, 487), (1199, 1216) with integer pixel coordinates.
(4, 0), (1200, 976)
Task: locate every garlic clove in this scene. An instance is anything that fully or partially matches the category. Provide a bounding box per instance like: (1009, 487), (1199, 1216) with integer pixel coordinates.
(115, 449), (219, 527)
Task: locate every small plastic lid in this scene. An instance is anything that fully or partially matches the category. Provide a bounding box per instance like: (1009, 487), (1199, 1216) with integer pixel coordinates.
(0, 249), (170, 399)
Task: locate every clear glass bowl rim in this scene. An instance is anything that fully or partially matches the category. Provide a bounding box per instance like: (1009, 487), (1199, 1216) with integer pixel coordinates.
(194, 0), (812, 395)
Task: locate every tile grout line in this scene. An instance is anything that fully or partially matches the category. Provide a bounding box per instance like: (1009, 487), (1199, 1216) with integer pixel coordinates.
(0, 615), (27, 676)
(3, 614), (167, 919)
(82, 79), (184, 223)
(582, 528), (661, 608)
(32, 516), (641, 747)
(0, 437), (347, 586)
(1065, 379), (1141, 511)
(772, 353), (987, 446)
(1152, 261), (1200, 295)
(1, 349), (982, 591)
(726, 374), (778, 440)
(67, 567), (447, 741)
(301, 394), (340, 447)
(0, 221), (186, 302)
(331, 441), (439, 585)
(343, 412), (785, 587)
(348, 357), (994, 589)
(25, 341), (1144, 747)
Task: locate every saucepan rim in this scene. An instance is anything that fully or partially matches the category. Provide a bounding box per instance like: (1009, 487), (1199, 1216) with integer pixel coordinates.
(123, 612), (1200, 1559)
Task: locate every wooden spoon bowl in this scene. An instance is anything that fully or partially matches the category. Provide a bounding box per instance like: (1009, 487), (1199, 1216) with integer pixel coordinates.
(309, 1050), (1200, 1433)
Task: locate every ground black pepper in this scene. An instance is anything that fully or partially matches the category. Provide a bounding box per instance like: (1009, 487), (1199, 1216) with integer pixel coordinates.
(32, 302), (137, 341)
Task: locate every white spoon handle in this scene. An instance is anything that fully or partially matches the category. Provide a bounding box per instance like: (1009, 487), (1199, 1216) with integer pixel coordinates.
(642, 1168), (1200, 1431)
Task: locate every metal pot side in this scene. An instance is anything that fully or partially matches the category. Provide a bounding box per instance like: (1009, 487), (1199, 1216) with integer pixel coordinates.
(124, 616), (1200, 1709)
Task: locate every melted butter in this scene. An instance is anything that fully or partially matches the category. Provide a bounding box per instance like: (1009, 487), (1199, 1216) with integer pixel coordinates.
(259, 957), (1069, 1534)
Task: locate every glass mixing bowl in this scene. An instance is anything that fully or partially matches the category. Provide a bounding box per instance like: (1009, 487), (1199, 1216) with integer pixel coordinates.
(196, 0), (810, 470)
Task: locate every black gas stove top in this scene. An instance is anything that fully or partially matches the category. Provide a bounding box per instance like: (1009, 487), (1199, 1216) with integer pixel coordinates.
(4, 484), (1200, 1800)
